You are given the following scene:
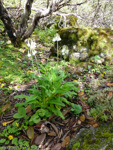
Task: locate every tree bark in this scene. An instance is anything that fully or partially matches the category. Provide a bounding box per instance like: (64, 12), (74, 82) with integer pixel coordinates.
(17, 0), (34, 38)
(0, 0), (79, 46)
(0, 0), (18, 46)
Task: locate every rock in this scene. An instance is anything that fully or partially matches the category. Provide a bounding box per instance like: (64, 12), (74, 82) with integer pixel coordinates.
(70, 53), (80, 63)
(80, 52), (89, 61)
(96, 58), (104, 64)
(66, 123), (113, 150)
(51, 27), (113, 64)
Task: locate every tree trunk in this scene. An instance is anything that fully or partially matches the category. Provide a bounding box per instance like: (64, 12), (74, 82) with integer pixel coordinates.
(0, 0), (20, 46)
(0, 0), (72, 47)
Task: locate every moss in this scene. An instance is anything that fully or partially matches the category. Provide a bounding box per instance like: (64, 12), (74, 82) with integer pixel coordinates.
(67, 123), (113, 150)
(72, 142), (80, 150)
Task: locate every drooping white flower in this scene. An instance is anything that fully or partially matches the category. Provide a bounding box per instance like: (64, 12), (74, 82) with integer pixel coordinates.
(27, 40), (31, 48)
(53, 33), (61, 42)
(27, 50), (31, 57)
(30, 41), (36, 50)
(62, 45), (69, 55)
(27, 40), (36, 50)
(32, 50), (37, 56)
(27, 53), (31, 57)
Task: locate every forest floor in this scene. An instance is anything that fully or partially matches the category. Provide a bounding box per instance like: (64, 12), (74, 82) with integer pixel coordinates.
(0, 32), (113, 150)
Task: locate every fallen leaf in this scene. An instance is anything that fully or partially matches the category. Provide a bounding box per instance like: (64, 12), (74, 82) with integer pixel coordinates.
(35, 122), (42, 128)
(107, 83), (113, 87)
(62, 136), (70, 147)
(27, 126), (34, 139)
(35, 133), (46, 145)
(44, 121), (59, 135)
(2, 104), (11, 112)
(93, 123), (99, 127)
(78, 91), (84, 97)
(51, 143), (62, 150)
(26, 105), (31, 113)
(2, 120), (14, 125)
(77, 120), (81, 125)
(79, 115), (85, 122)
(40, 124), (49, 133)
(48, 131), (56, 136)
(108, 92), (113, 97)
(89, 120), (98, 125)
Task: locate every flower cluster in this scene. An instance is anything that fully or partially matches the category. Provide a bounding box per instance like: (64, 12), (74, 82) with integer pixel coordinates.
(27, 40), (37, 57)
(61, 45), (69, 56)
(52, 33), (61, 42)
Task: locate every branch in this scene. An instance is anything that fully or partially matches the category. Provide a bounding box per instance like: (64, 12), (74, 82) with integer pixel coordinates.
(67, 0), (88, 6)
(22, 0), (72, 40)
(17, 0), (34, 38)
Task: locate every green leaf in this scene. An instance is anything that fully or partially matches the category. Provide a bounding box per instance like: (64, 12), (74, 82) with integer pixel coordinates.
(14, 94), (29, 99)
(13, 107), (26, 118)
(60, 97), (71, 105)
(15, 102), (25, 107)
(12, 138), (18, 146)
(0, 139), (6, 143)
(49, 98), (65, 106)
(50, 105), (65, 119)
(36, 108), (46, 117)
(71, 104), (82, 115)
(29, 114), (41, 124)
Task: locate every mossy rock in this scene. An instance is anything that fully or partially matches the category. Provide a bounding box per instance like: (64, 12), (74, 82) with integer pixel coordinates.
(66, 123), (113, 150)
(51, 27), (113, 65)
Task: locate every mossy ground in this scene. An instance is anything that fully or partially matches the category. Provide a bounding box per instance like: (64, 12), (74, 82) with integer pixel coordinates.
(67, 123), (113, 150)
(0, 25), (113, 150)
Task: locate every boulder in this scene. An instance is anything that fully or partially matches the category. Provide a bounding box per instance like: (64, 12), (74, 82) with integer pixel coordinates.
(66, 123), (113, 150)
(51, 27), (113, 65)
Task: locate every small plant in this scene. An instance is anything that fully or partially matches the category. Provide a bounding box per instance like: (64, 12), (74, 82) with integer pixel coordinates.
(53, 33), (61, 65)
(34, 28), (56, 45)
(87, 87), (113, 121)
(13, 67), (81, 124)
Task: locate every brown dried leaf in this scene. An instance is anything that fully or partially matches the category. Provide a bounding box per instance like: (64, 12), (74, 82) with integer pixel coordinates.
(35, 122), (42, 128)
(51, 143), (62, 150)
(26, 105), (31, 113)
(79, 115), (85, 122)
(62, 107), (71, 116)
(89, 120), (98, 125)
(92, 123), (99, 127)
(40, 124), (49, 133)
(107, 83), (113, 87)
(35, 133), (46, 145)
(62, 136), (70, 148)
(2, 104), (11, 112)
(108, 92), (113, 97)
(2, 120), (14, 125)
(45, 121), (59, 135)
(77, 120), (81, 125)
(27, 126), (34, 139)
(48, 131), (56, 136)
(78, 91), (85, 97)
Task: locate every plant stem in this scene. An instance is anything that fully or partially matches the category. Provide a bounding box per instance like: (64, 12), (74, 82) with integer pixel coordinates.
(57, 41), (58, 66)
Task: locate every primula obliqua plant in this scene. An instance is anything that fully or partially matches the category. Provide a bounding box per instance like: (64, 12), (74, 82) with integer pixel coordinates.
(13, 68), (82, 124)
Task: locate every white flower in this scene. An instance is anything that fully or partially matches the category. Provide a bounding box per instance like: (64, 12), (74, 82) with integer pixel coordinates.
(27, 40), (36, 50)
(73, 45), (76, 50)
(62, 45), (69, 55)
(32, 50), (37, 55)
(27, 40), (31, 48)
(30, 41), (36, 50)
(27, 53), (31, 57)
(53, 33), (61, 42)
(27, 50), (31, 57)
